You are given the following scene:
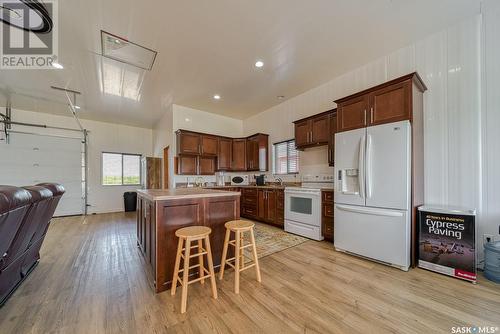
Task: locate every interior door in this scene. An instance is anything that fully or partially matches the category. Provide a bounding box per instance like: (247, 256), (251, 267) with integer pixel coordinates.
(334, 127), (366, 207)
(365, 121), (410, 210)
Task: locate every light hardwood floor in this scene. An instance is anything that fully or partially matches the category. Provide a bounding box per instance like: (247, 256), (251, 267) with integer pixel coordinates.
(0, 212), (499, 334)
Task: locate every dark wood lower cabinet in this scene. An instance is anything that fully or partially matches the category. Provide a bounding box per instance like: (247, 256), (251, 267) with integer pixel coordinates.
(214, 187), (284, 228)
(137, 193), (240, 293)
(258, 190), (277, 223)
(322, 190), (334, 241)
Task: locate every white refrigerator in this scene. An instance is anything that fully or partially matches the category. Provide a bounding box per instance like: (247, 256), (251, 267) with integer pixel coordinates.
(334, 120), (411, 271)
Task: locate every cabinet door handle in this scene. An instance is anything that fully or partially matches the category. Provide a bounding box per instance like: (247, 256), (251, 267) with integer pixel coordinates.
(364, 109), (367, 125)
(370, 107), (374, 123)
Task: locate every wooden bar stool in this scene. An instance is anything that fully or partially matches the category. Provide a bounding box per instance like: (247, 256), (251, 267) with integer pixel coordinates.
(219, 220), (261, 294)
(171, 226), (217, 313)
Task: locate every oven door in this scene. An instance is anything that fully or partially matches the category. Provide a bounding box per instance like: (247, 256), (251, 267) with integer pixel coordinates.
(285, 189), (320, 227)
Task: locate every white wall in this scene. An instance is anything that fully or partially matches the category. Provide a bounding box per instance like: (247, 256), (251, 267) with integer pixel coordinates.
(243, 14), (493, 260)
(173, 105), (243, 138)
(481, 0), (500, 254)
(7, 109), (153, 214)
(152, 104), (244, 186)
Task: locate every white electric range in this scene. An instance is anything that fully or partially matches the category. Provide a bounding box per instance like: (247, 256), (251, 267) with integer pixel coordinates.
(284, 174), (334, 240)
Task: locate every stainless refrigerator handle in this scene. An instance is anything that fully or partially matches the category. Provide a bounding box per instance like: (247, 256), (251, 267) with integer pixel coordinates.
(366, 134), (372, 199)
(358, 135), (366, 199)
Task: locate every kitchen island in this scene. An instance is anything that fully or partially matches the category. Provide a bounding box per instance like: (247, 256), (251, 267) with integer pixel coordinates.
(136, 188), (240, 293)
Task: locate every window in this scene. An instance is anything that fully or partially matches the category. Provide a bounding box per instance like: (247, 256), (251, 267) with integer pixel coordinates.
(273, 139), (299, 175)
(102, 153), (141, 185)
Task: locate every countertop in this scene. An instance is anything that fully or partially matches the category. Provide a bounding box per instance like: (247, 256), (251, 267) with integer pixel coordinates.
(137, 188), (241, 201)
(204, 185), (287, 190)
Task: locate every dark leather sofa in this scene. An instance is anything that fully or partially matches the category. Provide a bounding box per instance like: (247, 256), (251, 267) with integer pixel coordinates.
(0, 183), (65, 306)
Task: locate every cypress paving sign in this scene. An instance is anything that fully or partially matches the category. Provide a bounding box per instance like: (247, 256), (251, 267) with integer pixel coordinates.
(418, 206), (477, 283)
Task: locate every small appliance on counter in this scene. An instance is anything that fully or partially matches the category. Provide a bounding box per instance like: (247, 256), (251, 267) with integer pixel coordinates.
(230, 174), (249, 186)
(216, 172), (225, 186)
(255, 174), (266, 186)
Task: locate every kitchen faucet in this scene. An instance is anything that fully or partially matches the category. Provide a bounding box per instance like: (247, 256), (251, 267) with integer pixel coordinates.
(276, 177), (283, 186)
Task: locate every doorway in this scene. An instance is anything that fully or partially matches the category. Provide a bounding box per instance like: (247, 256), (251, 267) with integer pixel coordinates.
(163, 146), (169, 189)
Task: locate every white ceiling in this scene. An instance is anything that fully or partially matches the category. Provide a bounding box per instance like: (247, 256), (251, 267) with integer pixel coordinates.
(0, 0), (480, 128)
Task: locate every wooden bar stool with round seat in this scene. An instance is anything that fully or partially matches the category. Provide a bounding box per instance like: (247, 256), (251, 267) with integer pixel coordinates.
(171, 226), (217, 313)
(219, 220), (261, 294)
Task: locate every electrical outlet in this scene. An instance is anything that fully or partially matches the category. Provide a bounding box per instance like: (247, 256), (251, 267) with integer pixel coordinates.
(483, 234), (494, 244)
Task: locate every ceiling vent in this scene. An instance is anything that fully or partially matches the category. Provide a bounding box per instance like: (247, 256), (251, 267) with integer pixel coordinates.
(101, 30), (157, 71)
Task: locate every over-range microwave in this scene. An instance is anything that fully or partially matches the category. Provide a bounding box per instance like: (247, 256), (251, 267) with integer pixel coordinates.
(231, 175), (249, 186)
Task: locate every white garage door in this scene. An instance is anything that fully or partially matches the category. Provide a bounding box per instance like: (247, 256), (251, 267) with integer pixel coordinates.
(0, 132), (84, 216)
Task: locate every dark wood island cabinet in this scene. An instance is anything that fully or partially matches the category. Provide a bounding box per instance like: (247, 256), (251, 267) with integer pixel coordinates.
(137, 188), (240, 293)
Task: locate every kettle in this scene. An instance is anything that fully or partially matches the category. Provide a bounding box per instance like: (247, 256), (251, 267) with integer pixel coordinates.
(255, 174), (265, 186)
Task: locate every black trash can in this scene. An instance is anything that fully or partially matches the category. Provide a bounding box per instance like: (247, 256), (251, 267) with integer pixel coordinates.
(124, 191), (137, 212)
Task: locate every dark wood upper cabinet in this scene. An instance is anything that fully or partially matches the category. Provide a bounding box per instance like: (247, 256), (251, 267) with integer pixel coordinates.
(177, 155), (215, 175)
(217, 137), (232, 171)
(335, 72), (427, 133)
(328, 112), (337, 167)
(294, 111), (332, 150)
(311, 114), (330, 144)
(369, 81), (410, 126)
(245, 134), (269, 171)
(246, 136), (259, 171)
(294, 120), (311, 148)
(199, 156), (215, 175)
(175, 130), (268, 174)
(177, 155), (198, 175)
(336, 95), (369, 132)
(200, 135), (218, 156)
(177, 131), (201, 155)
(232, 139), (247, 171)
(245, 134), (267, 171)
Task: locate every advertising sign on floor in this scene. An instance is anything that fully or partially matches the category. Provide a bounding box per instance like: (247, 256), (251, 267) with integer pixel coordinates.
(418, 206), (476, 283)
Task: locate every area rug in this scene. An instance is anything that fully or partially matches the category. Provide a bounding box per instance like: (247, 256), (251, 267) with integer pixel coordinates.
(242, 221), (308, 258)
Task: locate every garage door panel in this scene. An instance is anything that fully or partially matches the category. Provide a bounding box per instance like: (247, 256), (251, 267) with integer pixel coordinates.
(0, 133), (84, 216)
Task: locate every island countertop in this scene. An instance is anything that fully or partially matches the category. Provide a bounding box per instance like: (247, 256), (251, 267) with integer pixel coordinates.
(137, 188), (240, 201)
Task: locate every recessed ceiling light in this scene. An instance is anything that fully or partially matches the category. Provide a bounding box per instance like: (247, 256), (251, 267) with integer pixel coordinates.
(185, 118), (191, 122)
(52, 62), (63, 69)
(213, 94), (221, 100)
(74, 105), (81, 110)
(255, 61), (264, 68)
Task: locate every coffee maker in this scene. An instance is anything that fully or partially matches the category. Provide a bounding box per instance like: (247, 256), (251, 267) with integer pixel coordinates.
(255, 174), (265, 186)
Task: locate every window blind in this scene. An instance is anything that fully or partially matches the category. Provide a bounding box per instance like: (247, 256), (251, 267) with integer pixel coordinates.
(273, 140), (299, 174)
